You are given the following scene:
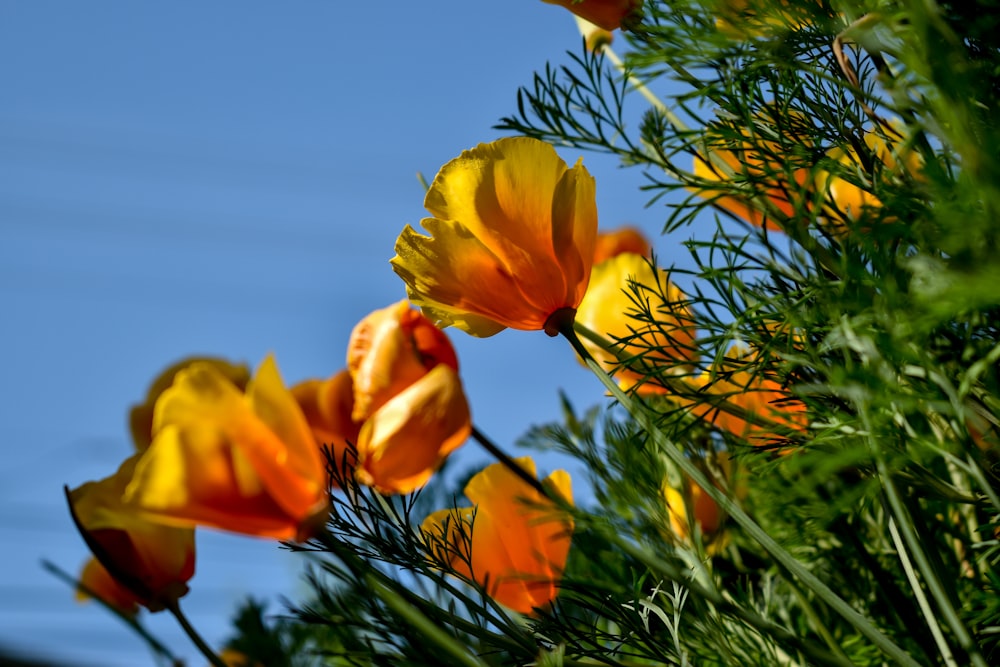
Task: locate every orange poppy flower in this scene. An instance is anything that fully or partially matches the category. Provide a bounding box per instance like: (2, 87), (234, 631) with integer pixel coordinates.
(69, 455), (195, 612)
(348, 300), (470, 494)
(123, 355), (328, 541)
(422, 457), (574, 614)
(218, 649), (263, 667)
(392, 137), (598, 337)
(692, 117), (813, 232)
(592, 226), (651, 264)
(291, 370), (363, 483)
(576, 252), (697, 391)
(687, 349), (807, 444)
(76, 557), (142, 615)
(664, 483), (723, 541)
(541, 0), (643, 31)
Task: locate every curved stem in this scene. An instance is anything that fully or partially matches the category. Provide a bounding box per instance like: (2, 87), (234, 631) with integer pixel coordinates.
(470, 426), (562, 501)
(167, 600), (227, 667)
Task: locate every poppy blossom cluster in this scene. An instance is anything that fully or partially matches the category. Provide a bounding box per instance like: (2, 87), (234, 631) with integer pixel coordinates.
(68, 303), (472, 615)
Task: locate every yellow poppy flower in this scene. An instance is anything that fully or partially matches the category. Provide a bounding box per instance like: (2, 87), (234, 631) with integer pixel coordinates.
(573, 15), (614, 53)
(541, 0), (643, 31)
(124, 355), (327, 541)
(422, 457), (574, 614)
(392, 137), (598, 337)
(576, 252), (697, 392)
(714, 0), (813, 38)
(818, 123), (922, 234)
(348, 301), (470, 494)
(592, 225), (651, 264)
(662, 455), (742, 555)
(129, 356), (250, 452)
(69, 455), (195, 612)
(664, 483), (723, 540)
(218, 648), (263, 667)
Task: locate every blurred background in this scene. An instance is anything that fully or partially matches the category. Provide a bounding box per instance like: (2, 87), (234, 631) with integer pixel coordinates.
(0, 2), (692, 664)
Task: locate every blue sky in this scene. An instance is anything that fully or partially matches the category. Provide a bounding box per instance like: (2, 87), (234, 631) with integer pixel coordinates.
(0, 2), (697, 664)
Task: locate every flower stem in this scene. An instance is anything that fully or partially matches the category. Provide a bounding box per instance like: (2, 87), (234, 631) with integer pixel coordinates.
(557, 320), (921, 667)
(42, 560), (179, 665)
(604, 46), (688, 133)
(366, 573), (489, 667)
(470, 426), (551, 499)
(167, 600), (227, 667)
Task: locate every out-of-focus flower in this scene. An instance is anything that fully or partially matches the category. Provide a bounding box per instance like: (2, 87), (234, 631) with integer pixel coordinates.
(664, 483), (722, 540)
(392, 137), (598, 337)
(542, 0), (643, 31)
(692, 117), (813, 232)
(592, 225), (651, 264)
(348, 300), (471, 494)
(573, 15), (614, 52)
(662, 456), (739, 554)
(77, 557), (141, 615)
(217, 649), (263, 667)
(69, 456), (195, 612)
(124, 355), (328, 541)
(291, 370), (363, 483)
(818, 123), (922, 233)
(129, 357), (250, 451)
(714, 0), (812, 38)
(686, 348), (807, 445)
(422, 458), (573, 614)
(576, 252), (697, 392)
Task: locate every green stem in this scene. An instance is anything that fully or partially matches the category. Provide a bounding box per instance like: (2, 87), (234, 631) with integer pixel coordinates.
(862, 404), (988, 667)
(573, 322), (805, 441)
(887, 518), (957, 667)
(42, 560), (179, 664)
(471, 426), (557, 500)
(603, 45), (688, 134)
(559, 322), (921, 667)
(366, 574), (489, 667)
(167, 600), (227, 667)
